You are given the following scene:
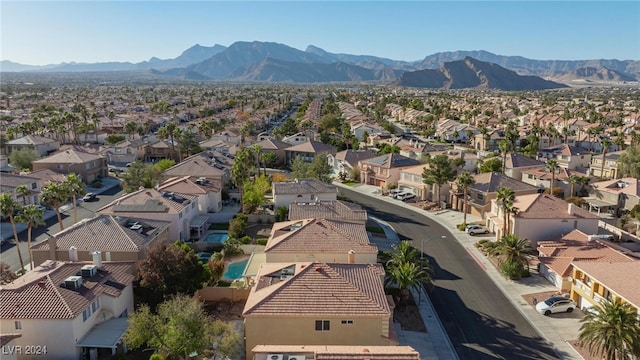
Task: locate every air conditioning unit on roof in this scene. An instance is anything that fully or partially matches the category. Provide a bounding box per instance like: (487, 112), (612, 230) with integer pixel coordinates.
(288, 356), (305, 360)
(267, 355), (283, 360)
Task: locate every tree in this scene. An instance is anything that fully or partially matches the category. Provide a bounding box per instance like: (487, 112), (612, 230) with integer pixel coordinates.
(478, 157), (502, 173)
(154, 159), (176, 172)
(618, 144), (640, 178)
(578, 300), (640, 360)
(499, 139), (510, 174)
(15, 184), (32, 206)
(0, 194), (25, 273)
(136, 242), (211, 310)
(15, 205), (44, 268)
(289, 155), (309, 179)
(121, 161), (158, 192)
(105, 134), (126, 145)
(62, 173), (86, 224)
(385, 261), (432, 310)
(457, 172), (475, 226)
(40, 182), (69, 232)
(378, 143), (400, 154)
(489, 234), (531, 279)
(385, 241), (424, 269)
(496, 186), (515, 236)
(124, 121), (137, 140)
(599, 138), (612, 179)
(228, 213), (248, 239)
(231, 148), (254, 206)
(207, 253), (226, 286)
(9, 148), (38, 170)
(124, 294), (242, 360)
(567, 174), (581, 198)
(546, 158), (560, 193)
(422, 154), (456, 207)
(308, 154), (333, 183)
(0, 262), (18, 284)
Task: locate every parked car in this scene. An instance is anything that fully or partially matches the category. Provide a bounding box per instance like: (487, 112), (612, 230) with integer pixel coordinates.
(81, 193), (98, 202)
(35, 205), (48, 212)
(466, 225), (489, 235)
(395, 192), (416, 201)
(536, 296), (576, 315)
(389, 189), (403, 198)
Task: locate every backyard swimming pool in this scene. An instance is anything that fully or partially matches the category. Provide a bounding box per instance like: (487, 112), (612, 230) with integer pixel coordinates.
(204, 232), (229, 243)
(222, 258), (249, 280)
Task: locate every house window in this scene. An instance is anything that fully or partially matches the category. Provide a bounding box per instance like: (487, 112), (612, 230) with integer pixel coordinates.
(315, 320), (330, 331)
(527, 174), (533, 179)
(82, 307), (92, 321)
(476, 194), (484, 201)
(31, 182), (37, 189)
(91, 298), (100, 312)
(14, 321), (21, 330)
(341, 320), (353, 325)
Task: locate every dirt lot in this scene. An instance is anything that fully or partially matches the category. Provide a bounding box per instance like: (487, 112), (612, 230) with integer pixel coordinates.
(204, 300), (245, 321)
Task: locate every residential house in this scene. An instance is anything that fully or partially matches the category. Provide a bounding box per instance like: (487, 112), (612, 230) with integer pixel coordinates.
(158, 175), (222, 214)
(569, 261), (640, 312)
(253, 138), (292, 167)
(0, 260), (134, 360)
(272, 179), (337, 209)
(264, 218), (377, 264)
(96, 188), (201, 242)
(210, 130), (242, 146)
(537, 230), (635, 291)
(351, 122), (383, 143)
(327, 149), (377, 179)
(282, 132), (311, 146)
(99, 139), (148, 165)
(284, 140), (337, 165)
(5, 135), (60, 157)
(242, 262), (395, 358)
(143, 139), (177, 162)
(396, 164), (431, 201)
(30, 214), (171, 268)
(288, 200), (367, 223)
(589, 150), (624, 180)
(0, 173), (41, 206)
(199, 138), (237, 155)
(520, 166), (575, 196)
(32, 146), (107, 184)
(585, 178), (640, 216)
(159, 151), (232, 186)
(472, 129), (505, 152)
(451, 172), (539, 218)
(251, 345), (420, 360)
(537, 144), (592, 170)
(503, 154), (546, 182)
(359, 153), (421, 188)
(486, 193), (599, 245)
(27, 168), (67, 187)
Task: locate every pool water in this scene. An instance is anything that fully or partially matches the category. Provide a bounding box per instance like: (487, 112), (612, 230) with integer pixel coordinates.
(204, 233), (229, 243)
(223, 259), (249, 280)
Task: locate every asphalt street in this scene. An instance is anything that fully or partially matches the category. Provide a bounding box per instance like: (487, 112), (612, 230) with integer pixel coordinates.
(0, 186), (124, 272)
(340, 187), (559, 360)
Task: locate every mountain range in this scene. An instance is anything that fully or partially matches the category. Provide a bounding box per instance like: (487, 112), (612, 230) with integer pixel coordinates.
(2, 41), (638, 88)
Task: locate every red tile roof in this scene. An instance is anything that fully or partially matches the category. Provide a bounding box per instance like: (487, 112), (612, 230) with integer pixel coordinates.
(572, 261), (640, 307)
(0, 261), (133, 319)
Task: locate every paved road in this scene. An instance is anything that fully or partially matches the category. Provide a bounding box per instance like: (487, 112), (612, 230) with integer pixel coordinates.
(0, 186), (124, 272)
(341, 188), (559, 360)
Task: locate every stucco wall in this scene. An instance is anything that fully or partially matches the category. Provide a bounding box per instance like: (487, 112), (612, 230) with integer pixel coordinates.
(513, 218), (598, 247)
(274, 192), (337, 209)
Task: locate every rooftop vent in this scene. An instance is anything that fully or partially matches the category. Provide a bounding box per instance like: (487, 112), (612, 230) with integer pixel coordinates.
(81, 265), (97, 278)
(63, 275), (83, 290)
(267, 354), (283, 360)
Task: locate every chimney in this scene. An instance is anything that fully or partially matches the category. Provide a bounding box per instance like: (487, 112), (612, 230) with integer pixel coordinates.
(69, 246), (78, 262)
(92, 251), (102, 267)
(348, 250), (356, 264)
(48, 237), (57, 261)
(568, 203), (574, 215)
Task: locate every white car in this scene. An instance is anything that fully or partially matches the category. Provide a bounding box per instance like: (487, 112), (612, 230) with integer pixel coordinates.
(466, 225), (489, 235)
(535, 296), (576, 315)
(396, 192), (416, 201)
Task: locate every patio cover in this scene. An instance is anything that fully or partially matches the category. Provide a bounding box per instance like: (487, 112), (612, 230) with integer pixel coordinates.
(583, 197), (617, 208)
(76, 317), (129, 349)
(190, 215), (209, 228)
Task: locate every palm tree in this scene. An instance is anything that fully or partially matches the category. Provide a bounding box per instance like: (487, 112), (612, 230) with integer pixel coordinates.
(546, 159), (559, 194)
(568, 174), (581, 197)
(496, 187), (515, 237)
(62, 173), (86, 224)
(489, 234), (531, 270)
(15, 205), (44, 268)
(385, 261), (433, 310)
(0, 194), (25, 273)
(15, 184), (32, 206)
(40, 183), (69, 232)
(499, 139), (510, 174)
(578, 300), (640, 360)
(124, 121), (137, 140)
(385, 241), (422, 268)
(456, 172), (475, 226)
(599, 138), (612, 179)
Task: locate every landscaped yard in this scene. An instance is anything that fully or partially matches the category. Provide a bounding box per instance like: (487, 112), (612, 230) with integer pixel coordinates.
(343, 181), (359, 186)
(209, 223), (229, 230)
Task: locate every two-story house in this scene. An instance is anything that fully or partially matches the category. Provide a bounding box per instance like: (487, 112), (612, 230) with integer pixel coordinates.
(537, 144), (592, 170)
(96, 188), (200, 242)
(589, 150), (624, 180)
(159, 151), (232, 188)
(252, 138), (292, 167)
(585, 177), (640, 216)
(359, 153), (421, 188)
(99, 139), (148, 165)
(288, 200), (367, 223)
(272, 179), (337, 209)
(30, 214), (171, 268)
(569, 261), (640, 312)
(503, 154), (546, 182)
(251, 345), (419, 360)
(5, 135), (60, 157)
(143, 139), (177, 162)
(284, 140), (337, 165)
(32, 146), (107, 185)
(0, 259), (134, 360)
(158, 175), (222, 214)
(0, 173), (41, 206)
(242, 262), (396, 358)
(327, 149), (378, 179)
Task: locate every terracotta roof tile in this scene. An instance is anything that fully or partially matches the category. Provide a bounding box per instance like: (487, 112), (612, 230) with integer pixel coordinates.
(514, 193), (599, 219)
(572, 261), (640, 306)
(272, 179), (336, 195)
(288, 201), (367, 222)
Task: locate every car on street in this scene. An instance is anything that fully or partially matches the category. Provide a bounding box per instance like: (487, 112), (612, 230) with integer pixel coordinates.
(535, 296), (576, 315)
(389, 189), (403, 198)
(395, 192), (416, 201)
(466, 225), (489, 235)
(81, 193), (99, 202)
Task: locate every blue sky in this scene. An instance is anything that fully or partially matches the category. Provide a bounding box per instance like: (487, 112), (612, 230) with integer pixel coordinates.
(2, 1), (638, 65)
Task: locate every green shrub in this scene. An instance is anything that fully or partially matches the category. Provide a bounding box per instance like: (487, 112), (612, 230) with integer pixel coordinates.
(149, 354), (164, 360)
(209, 223), (229, 230)
(456, 223), (467, 231)
(256, 238), (268, 246)
(500, 260), (529, 280)
(276, 206), (288, 222)
(240, 235), (253, 244)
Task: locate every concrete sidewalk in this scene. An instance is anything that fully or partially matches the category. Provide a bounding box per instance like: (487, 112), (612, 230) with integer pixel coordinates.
(336, 182), (583, 360)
